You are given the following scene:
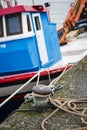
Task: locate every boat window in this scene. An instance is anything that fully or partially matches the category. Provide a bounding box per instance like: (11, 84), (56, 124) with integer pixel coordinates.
(26, 15), (32, 32)
(0, 17), (3, 37)
(5, 13), (23, 36)
(34, 16), (41, 30)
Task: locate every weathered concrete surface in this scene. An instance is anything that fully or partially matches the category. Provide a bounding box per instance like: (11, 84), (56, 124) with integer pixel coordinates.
(0, 56), (87, 130)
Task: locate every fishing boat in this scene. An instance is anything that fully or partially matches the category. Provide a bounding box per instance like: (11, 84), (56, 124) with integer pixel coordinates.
(0, 0), (87, 104)
(0, 0), (65, 103)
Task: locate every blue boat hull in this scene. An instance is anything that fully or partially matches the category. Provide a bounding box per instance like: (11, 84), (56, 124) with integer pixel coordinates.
(0, 37), (41, 76)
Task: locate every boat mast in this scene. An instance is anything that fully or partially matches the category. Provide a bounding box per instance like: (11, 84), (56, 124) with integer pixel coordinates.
(32, 0), (35, 5)
(1, 0), (18, 8)
(0, 0), (3, 8)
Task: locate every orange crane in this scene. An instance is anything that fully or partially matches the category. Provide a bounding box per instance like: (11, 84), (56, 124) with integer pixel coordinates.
(58, 0), (87, 45)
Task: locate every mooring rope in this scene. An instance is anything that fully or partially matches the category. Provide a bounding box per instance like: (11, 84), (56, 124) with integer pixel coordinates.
(48, 64), (69, 88)
(0, 68), (50, 108)
(41, 96), (87, 130)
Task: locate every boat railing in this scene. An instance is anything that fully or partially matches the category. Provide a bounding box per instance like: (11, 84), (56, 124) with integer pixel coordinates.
(0, 68), (51, 108)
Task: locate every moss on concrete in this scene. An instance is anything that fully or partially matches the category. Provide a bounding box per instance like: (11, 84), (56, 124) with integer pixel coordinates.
(0, 56), (87, 130)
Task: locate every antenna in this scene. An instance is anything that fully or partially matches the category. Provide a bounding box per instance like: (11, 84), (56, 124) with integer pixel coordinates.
(32, 0), (35, 5)
(4, 0), (12, 7)
(14, 0), (18, 6)
(0, 0), (3, 8)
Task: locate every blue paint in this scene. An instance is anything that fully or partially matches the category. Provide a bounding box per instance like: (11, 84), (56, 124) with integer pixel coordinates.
(0, 10), (61, 76)
(0, 37), (40, 75)
(39, 12), (62, 67)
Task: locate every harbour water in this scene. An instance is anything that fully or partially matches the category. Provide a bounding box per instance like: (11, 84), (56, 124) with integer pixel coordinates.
(0, 98), (24, 123)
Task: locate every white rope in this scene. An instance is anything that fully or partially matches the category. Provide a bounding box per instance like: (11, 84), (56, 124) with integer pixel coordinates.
(0, 64), (69, 108)
(48, 64), (68, 88)
(0, 69), (46, 108)
(36, 68), (51, 86)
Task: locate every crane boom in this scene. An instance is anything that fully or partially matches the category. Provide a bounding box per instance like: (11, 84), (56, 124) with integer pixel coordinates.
(59, 0), (87, 45)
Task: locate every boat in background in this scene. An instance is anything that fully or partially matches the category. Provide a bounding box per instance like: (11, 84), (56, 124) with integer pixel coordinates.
(58, 0), (87, 45)
(0, 0), (87, 103)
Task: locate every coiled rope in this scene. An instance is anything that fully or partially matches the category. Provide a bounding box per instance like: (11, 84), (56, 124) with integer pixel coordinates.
(41, 96), (87, 130)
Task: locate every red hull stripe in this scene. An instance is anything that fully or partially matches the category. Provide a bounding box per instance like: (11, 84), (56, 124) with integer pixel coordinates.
(0, 93), (26, 102)
(0, 65), (73, 84)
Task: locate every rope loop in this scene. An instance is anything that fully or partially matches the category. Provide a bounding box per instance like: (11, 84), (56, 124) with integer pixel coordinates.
(41, 96), (87, 130)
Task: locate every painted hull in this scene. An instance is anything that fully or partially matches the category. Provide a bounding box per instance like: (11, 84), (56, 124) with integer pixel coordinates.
(1, 31), (87, 103)
(1, 31), (87, 102)
(0, 4), (87, 106)
(0, 65), (72, 102)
